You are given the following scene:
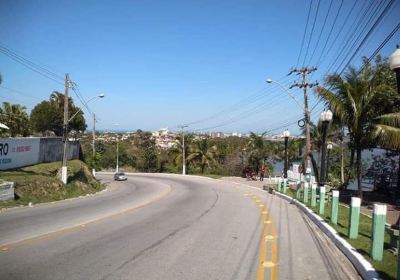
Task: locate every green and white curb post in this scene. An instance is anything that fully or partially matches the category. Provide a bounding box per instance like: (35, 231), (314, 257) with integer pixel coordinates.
(276, 178), (281, 192)
(348, 197), (361, 239)
(303, 182), (309, 204)
(331, 190), (339, 225)
(370, 204), (387, 261)
(283, 178), (288, 194)
(311, 183), (317, 207)
(319, 186), (326, 215)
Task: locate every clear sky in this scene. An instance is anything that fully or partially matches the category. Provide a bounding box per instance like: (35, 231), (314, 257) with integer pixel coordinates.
(0, 0), (399, 135)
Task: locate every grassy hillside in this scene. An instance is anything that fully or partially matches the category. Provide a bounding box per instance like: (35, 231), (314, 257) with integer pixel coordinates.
(0, 160), (105, 208)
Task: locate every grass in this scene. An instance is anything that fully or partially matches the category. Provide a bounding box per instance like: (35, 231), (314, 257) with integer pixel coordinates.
(281, 187), (397, 280)
(0, 160), (105, 208)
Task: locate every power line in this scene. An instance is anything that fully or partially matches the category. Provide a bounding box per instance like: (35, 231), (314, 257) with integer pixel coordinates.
(312, 0), (344, 68)
(0, 85), (43, 101)
(0, 45), (64, 85)
(308, 0), (334, 66)
(296, 0), (314, 68)
(336, 0), (396, 76)
(302, 0), (321, 67)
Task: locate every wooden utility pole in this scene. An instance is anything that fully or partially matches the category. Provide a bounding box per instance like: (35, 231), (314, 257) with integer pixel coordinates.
(289, 67), (318, 175)
(61, 73), (70, 184)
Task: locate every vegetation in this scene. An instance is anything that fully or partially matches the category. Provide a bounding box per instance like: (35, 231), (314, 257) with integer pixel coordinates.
(0, 160), (104, 208)
(316, 56), (400, 198)
(0, 102), (30, 136)
(30, 91), (87, 136)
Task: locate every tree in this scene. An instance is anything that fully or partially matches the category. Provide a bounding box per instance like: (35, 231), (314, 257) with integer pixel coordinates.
(316, 56), (399, 199)
(0, 102), (30, 136)
(187, 138), (218, 174)
(134, 130), (158, 172)
(30, 91), (87, 136)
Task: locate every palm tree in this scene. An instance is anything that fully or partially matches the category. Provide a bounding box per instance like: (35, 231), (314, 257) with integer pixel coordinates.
(0, 102), (30, 136)
(316, 59), (397, 199)
(187, 138), (218, 174)
(246, 132), (268, 172)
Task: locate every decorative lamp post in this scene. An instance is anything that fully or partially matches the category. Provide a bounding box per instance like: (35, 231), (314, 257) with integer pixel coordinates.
(319, 110), (333, 186)
(389, 45), (400, 280)
(283, 129), (290, 179)
(326, 143), (333, 183)
(389, 45), (400, 94)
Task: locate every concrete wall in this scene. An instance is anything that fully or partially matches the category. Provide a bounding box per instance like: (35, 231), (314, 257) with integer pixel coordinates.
(38, 138), (81, 163)
(0, 137), (81, 170)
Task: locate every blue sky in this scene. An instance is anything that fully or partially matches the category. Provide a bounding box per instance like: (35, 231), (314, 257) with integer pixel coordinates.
(0, 0), (399, 135)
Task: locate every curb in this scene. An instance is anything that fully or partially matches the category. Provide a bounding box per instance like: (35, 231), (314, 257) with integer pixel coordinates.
(273, 191), (381, 280)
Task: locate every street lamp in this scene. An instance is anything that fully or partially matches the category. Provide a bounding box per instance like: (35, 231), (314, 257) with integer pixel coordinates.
(114, 123), (120, 173)
(319, 110), (333, 186)
(61, 93), (105, 184)
(267, 78), (312, 179)
(326, 143), (333, 183)
(389, 45), (400, 94)
(283, 129), (290, 179)
(389, 45), (400, 280)
(266, 79), (303, 110)
(179, 125), (189, 175)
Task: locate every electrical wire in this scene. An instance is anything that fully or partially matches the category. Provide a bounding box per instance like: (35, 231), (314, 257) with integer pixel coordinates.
(0, 45), (64, 85)
(307, 0), (334, 66)
(302, 0), (321, 67)
(296, 0), (314, 68)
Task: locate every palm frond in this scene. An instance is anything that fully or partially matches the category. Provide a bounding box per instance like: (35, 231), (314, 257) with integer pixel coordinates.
(373, 124), (400, 150)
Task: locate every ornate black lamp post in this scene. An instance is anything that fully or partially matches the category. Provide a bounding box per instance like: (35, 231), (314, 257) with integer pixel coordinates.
(283, 129), (290, 179)
(319, 110), (333, 186)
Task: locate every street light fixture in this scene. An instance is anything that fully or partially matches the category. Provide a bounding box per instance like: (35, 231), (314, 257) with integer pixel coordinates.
(283, 129), (290, 179)
(266, 79), (303, 110)
(267, 78), (312, 180)
(389, 45), (400, 94)
(319, 110), (333, 186)
(61, 93), (105, 184)
(389, 45), (400, 280)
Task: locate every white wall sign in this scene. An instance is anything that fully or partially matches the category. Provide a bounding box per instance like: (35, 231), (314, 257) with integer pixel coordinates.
(0, 138), (40, 170)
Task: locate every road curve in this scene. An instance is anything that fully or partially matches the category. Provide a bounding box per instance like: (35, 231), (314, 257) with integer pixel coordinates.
(0, 174), (360, 280)
(0, 174), (261, 280)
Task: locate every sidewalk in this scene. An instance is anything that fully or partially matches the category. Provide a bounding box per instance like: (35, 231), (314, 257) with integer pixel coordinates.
(221, 176), (400, 225)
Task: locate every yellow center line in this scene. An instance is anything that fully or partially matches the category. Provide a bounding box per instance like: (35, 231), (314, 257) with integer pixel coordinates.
(245, 194), (278, 280)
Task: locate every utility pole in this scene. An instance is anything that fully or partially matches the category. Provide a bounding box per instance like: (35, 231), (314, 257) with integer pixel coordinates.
(61, 73), (70, 184)
(289, 67), (318, 178)
(179, 125), (188, 175)
(92, 113), (96, 176)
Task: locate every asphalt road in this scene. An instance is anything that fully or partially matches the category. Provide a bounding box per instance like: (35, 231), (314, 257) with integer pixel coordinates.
(0, 174), (360, 280)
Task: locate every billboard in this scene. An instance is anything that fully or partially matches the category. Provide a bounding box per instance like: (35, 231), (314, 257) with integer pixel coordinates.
(0, 138), (40, 170)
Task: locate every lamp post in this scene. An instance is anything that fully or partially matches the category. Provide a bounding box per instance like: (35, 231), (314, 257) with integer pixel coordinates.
(114, 123), (119, 173)
(179, 125), (189, 175)
(61, 92), (104, 184)
(389, 45), (400, 280)
(283, 129), (290, 179)
(326, 143), (333, 183)
(319, 110), (333, 186)
(389, 46), (400, 190)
